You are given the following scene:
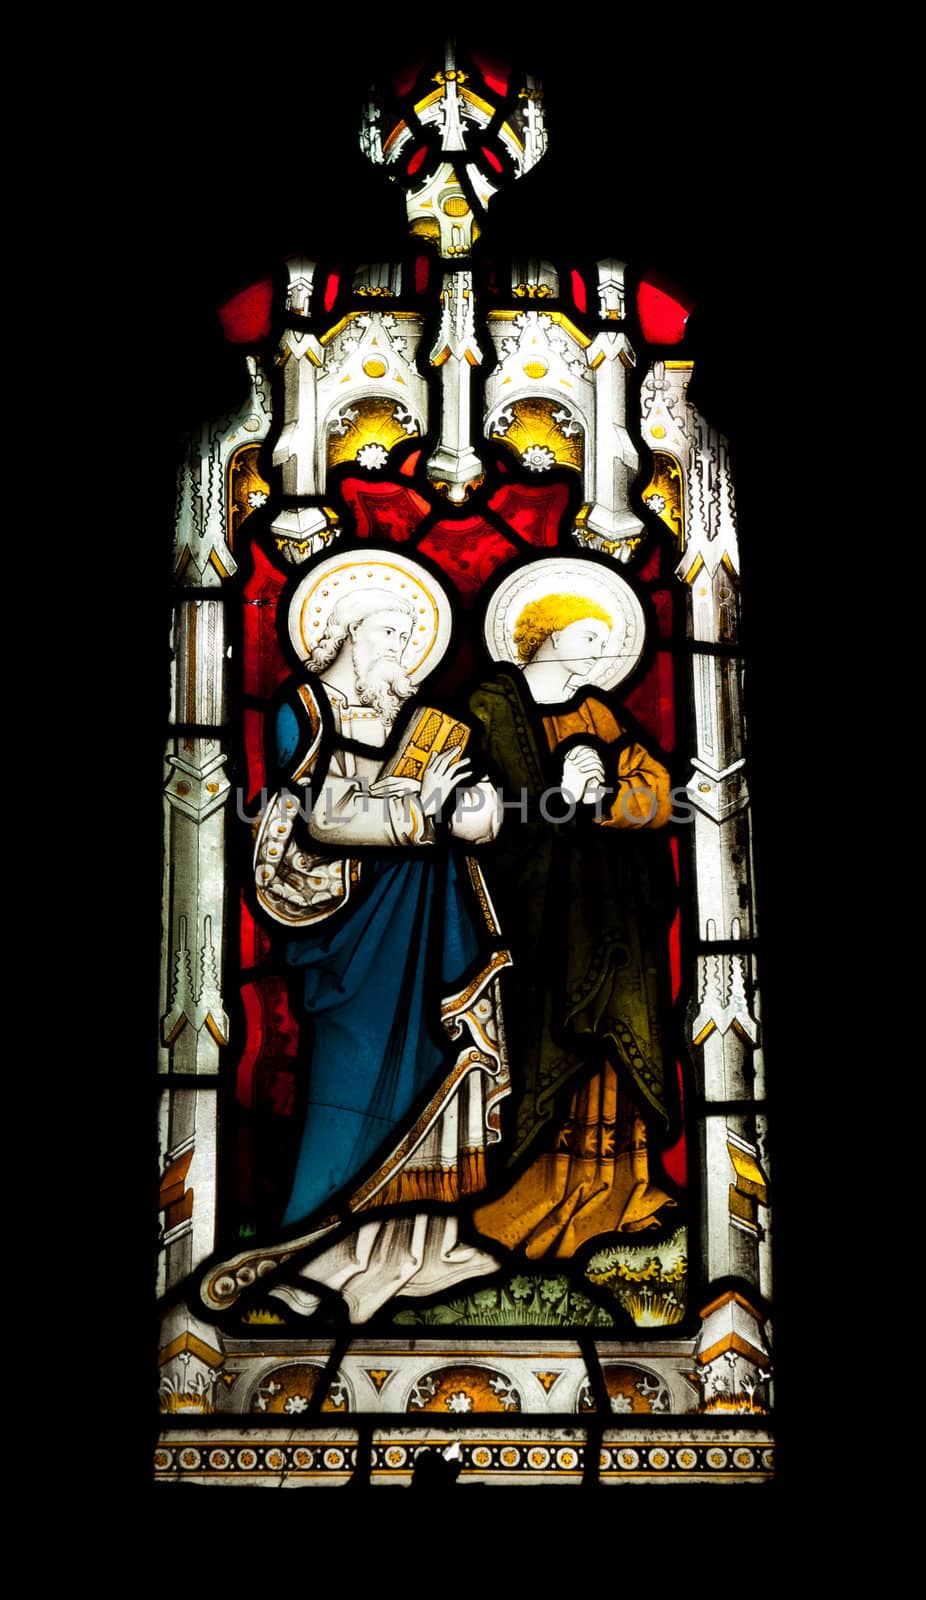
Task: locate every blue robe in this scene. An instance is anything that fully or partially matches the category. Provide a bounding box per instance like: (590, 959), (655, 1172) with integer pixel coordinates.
(274, 692), (485, 1226)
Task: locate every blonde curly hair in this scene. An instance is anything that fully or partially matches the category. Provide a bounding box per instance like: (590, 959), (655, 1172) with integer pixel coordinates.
(513, 594), (612, 663)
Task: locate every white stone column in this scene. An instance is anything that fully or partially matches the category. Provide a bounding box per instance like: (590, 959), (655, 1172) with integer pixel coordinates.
(646, 360), (770, 1314)
(160, 356), (271, 1295)
(426, 271), (485, 502)
(583, 330), (644, 551)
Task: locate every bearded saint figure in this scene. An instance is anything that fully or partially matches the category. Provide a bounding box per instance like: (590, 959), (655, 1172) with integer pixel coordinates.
(205, 557), (512, 1325)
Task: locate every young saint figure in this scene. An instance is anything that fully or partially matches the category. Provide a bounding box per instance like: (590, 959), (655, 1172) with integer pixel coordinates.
(469, 558), (680, 1260)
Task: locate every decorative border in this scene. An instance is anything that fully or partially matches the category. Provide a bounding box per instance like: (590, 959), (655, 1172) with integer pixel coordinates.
(154, 1438), (358, 1479)
(599, 1440), (773, 1479)
(155, 1433), (773, 1482)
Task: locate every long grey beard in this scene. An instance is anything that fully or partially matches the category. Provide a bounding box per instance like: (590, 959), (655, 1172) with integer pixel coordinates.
(354, 660), (414, 724)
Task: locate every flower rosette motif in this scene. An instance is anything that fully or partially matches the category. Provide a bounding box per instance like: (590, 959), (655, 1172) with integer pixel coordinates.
(324, 1448), (345, 1470)
(555, 1447), (579, 1470)
(734, 1448), (755, 1470)
(499, 1446), (520, 1468)
(528, 1446), (550, 1469)
(154, 1448), (172, 1472)
(236, 1448), (257, 1470)
(521, 444), (556, 472)
(179, 1447), (201, 1471)
(293, 1447), (314, 1469)
(208, 1448), (230, 1471)
(706, 1446), (727, 1469)
(472, 1446), (493, 1470)
(356, 442), (389, 471)
(647, 1447), (670, 1470)
(676, 1447), (698, 1470)
(617, 1448), (639, 1470)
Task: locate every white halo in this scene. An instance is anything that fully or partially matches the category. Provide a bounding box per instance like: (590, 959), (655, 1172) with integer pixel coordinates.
(483, 557), (646, 691)
(289, 551), (453, 683)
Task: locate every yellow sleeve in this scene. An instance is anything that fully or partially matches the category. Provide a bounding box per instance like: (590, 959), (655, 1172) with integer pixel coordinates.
(602, 739), (672, 829)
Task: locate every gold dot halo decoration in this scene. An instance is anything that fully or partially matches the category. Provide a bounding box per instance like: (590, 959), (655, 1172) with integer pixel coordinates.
(483, 557), (647, 692)
(288, 551), (454, 684)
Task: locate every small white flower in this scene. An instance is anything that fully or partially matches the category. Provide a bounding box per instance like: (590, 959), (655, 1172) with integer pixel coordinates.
(645, 493), (667, 514)
(445, 1391), (473, 1413)
(611, 1393), (633, 1413)
(247, 490), (269, 509)
(409, 1376), (438, 1409)
(521, 444), (556, 472)
(284, 1395), (309, 1414)
(552, 407), (580, 437)
(357, 443), (389, 470)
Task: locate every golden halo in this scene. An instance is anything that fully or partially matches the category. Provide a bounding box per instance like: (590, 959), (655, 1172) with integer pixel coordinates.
(483, 557), (646, 691)
(288, 551), (453, 683)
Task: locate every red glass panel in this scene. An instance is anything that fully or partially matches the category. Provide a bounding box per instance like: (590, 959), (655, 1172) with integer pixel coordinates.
(434, 633), (478, 699)
(339, 478), (430, 541)
(217, 279), (274, 344)
(636, 543), (663, 584)
(393, 57), (425, 96)
(240, 890), (271, 970)
(668, 905), (682, 1003)
(398, 448), (422, 478)
(242, 544), (288, 697)
(570, 268), (587, 314)
(662, 1063), (687, 1186)
(243, 708), (267, 798)
(488, 480), (569, 547)
(481, 145), (503, 174)
(637, 274), (694, 345)
(414, 255), (430, 295)
(624, 648), (674, 749)
(323, 272), (339, 313)
(237, 977), (300, 1111)
(649, 586), (674, 640)
(417, 516), (519, 602)
(471, 52), (508, 94)
(407, 146), (427, 176)
(238, 981), (264, 1108)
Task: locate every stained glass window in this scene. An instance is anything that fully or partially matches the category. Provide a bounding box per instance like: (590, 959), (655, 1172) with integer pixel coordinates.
(153, 31), (784, 1488)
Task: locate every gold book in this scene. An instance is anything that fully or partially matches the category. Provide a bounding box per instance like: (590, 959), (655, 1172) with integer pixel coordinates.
(379, 707), (470, 781)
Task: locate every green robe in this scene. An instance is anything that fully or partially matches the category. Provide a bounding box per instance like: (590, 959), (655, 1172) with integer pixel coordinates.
(469, 668), (677, 1164)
